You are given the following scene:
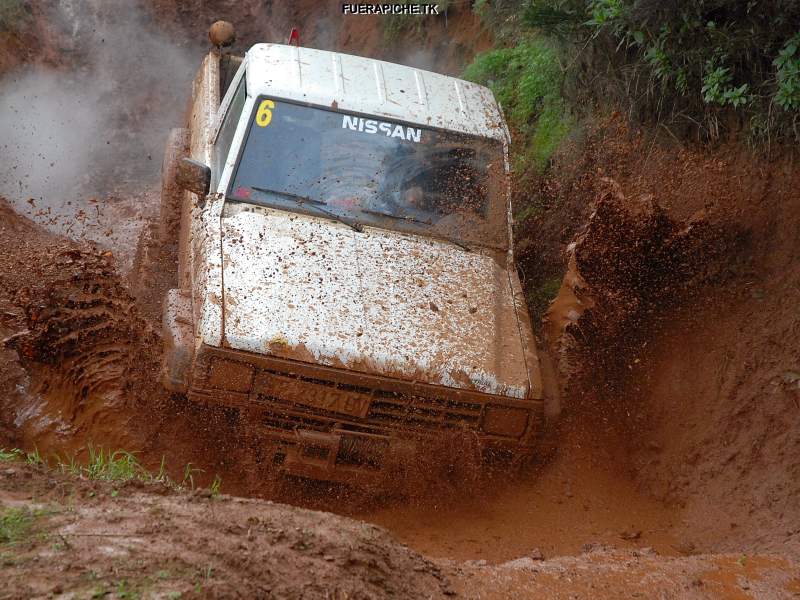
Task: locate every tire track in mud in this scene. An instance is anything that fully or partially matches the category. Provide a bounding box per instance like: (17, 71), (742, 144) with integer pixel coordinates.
(0, 200), (251, 487)
(0, 200), (159, 454)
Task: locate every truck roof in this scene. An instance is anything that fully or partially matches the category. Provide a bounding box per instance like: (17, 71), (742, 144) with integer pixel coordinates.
(245, 43), (509, 142)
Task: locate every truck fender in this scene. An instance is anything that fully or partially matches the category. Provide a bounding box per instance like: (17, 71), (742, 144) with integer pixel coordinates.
(161, 288), (194, 393)
(159, 128), (190, 243)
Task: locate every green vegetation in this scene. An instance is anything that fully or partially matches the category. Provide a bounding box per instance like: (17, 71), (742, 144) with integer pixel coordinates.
(210, 474), (222, 498)
(1, 446), (221, 493)
(0, 448), (20, 461)
(522, 0), (800, 143)
(463, 40), (573, 173)
(0, 506), (37, 546)
(57, 446), (153, 482)
(0, 447), (44, 465)
(774, 33), (800, 111)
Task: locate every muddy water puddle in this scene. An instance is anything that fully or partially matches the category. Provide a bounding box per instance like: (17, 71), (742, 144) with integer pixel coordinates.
(357, 435), (680, 562)
(9, 370), (681, 564)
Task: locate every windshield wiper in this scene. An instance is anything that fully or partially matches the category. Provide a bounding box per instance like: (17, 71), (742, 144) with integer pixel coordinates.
(360, 208), (473, 252)
(360, 208), (432, 226)
(251, 186), (363, 233)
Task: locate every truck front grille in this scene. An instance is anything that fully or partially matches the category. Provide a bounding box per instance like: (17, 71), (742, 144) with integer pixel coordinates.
(252, 365), (483, 437)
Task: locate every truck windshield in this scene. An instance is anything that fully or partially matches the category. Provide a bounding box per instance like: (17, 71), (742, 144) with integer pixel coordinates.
(227, 96), (508, 250)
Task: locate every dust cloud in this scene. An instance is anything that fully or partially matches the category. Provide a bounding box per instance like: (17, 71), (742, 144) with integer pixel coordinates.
(0, 0), (201, 244)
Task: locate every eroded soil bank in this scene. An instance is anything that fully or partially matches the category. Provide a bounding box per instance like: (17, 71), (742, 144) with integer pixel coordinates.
(2, 460), (799, 599)
(523, 118), (800, 559)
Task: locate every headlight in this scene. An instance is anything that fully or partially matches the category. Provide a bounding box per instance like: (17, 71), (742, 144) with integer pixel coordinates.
(482, 405), (529, 438)
(208, 357), (254, 393)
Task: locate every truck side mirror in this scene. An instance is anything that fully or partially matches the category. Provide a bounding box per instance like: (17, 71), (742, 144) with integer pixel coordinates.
(176, 157), (211, 197)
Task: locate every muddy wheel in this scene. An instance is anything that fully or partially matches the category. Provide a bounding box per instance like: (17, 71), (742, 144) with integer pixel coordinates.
(159, 128), (190, 245)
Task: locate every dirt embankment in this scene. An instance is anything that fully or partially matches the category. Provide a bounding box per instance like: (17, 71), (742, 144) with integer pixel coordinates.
(0, 460), (454, 599)
(527, 116), (800, 557)
(2, 460), (800, 599)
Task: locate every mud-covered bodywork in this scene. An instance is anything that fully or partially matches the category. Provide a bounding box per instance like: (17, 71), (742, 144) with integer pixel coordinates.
(161, 43), (552, 484)
(220, 203), (530, 397)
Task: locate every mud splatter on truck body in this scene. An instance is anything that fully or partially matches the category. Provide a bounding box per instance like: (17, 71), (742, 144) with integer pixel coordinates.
(161, 42), (555, 485)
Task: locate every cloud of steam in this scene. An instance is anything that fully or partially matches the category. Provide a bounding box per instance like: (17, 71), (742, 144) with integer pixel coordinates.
(0, 0), (202, 243)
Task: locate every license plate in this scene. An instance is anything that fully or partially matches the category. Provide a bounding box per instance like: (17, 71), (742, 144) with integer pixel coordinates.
(257, 373), (371, 418)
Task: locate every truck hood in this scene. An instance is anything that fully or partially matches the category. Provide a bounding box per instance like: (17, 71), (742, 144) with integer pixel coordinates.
(219, 206), (530, 398)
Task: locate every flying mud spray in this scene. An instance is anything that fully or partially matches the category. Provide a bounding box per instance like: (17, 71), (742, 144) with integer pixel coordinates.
(0, 0), (199, 267)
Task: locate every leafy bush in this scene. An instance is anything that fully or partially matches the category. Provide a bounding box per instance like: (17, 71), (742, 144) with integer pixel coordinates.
(774, 33), (800, 111)
(463, 39), (573, 172)
(523, 0), (800, 143)
(701, 61), (750, 108)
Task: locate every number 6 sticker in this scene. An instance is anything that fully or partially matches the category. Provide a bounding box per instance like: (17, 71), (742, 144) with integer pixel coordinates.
(256, 99), (274, 127)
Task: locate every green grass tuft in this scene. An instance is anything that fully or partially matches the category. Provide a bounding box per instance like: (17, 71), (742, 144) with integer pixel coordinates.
(0, 506), (36, 546)
(0, 449), (23, 461)
(82, 447), (147, 482)
(0, 447), (45, 466)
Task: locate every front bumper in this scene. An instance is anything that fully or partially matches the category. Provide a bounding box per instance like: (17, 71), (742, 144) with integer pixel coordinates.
(183, 345), (543, 480)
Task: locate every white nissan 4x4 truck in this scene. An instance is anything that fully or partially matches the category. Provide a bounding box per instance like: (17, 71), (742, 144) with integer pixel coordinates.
(160, 37), (558, 485)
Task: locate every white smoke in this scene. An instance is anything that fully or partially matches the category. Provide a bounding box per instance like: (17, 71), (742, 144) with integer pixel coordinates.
(0, 0), (202, 243)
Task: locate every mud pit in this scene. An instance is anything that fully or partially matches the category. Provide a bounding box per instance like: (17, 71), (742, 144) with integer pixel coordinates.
(2, 136), (798, 595)
(2, 127), (800, 594)
(0, 194), (681, 565)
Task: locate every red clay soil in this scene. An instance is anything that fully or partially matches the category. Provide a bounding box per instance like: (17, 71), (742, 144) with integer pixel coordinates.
(0, 460), (454, 599)
(2, 3), (800, 595)
(522, 115), (800, 559)
(2, 128), (799, 594)
(2, 460), (799, 599)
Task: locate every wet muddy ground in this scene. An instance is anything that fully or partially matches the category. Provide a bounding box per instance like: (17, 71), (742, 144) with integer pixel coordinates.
(1, 1), (799, 597)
